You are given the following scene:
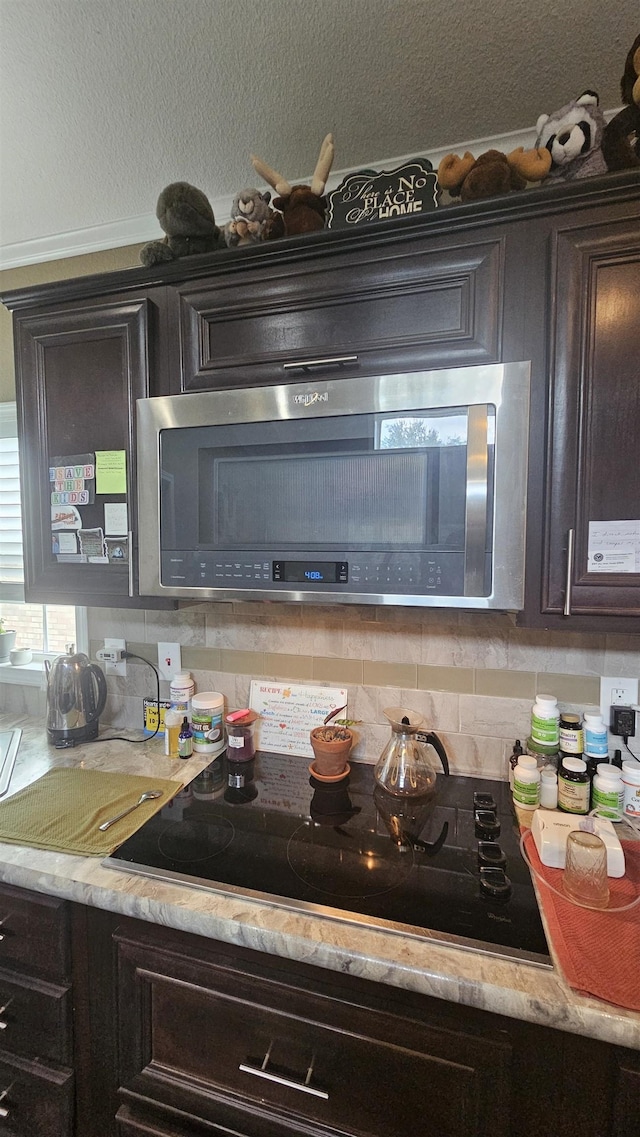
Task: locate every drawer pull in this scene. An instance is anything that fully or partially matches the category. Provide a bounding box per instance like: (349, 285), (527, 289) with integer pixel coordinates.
(239, 1042), (328, 1100)
(283, 355), (358, 372)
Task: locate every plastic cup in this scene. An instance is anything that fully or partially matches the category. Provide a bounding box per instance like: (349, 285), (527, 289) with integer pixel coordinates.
(562, 830), (609, 910)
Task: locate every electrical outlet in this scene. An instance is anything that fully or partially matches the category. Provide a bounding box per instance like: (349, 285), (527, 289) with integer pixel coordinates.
(600, 676), (639, 726)
(103, 638), (126, 677)
(157, 641), (181, 681)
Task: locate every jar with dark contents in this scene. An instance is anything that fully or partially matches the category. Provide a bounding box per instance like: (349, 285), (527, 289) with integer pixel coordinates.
(558, 756), (590, 814)
(224, 709), (259, 803)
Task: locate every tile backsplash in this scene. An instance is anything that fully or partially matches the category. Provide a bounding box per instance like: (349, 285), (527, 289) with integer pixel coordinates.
(75, 601), (640, 782)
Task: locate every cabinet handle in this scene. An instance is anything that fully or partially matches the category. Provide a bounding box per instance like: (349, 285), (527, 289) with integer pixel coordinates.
(128, 531), (134, 597)
(239, 1041), (328, 1100)
(283, 355), (358, 372)
(0, 1084), (12, 1118)
(563, 528), (575, 616)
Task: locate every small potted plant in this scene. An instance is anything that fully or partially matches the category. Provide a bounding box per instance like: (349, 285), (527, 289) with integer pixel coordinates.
(309, 705), (356, 780)
(0, 619), (16, 664)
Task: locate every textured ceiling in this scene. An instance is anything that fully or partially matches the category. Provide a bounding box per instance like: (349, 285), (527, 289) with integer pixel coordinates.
(0, 0), (637, 258)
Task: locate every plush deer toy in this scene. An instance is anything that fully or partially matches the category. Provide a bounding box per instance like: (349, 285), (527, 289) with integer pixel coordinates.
(251, 133), (335, 238)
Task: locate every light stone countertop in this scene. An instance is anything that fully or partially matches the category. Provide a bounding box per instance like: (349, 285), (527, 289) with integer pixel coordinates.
(0, 712), (638, 1052)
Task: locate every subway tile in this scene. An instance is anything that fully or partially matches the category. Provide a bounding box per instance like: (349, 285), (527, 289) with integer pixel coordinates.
(437, 732), (507, 780)
(143, 608), (206, 646)
(182, 646), (222, 672)
(417, 664), (474, 694)
(603, 633), (640, 680)
(507, 628), (605, 675)
(312, 656), (364, 684)
(263, 653), (314, 680)
(538, 673), (600, 706)
(396, 688), (459, 733)
(475, 669), (536, 699)
(421, 624), (509, 669)
(220, 649), (266, 675)
(363, 660), (417, 689)
(459, 694), (531, 741)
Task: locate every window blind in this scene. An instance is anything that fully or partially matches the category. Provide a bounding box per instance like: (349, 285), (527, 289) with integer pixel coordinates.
(0, 404), (24, 601)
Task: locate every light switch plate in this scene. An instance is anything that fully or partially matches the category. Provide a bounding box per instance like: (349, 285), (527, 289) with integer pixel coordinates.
(157, 641), (181, 682)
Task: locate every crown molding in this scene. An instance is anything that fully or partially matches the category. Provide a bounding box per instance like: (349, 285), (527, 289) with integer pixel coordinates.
(0, 114), (621, 271)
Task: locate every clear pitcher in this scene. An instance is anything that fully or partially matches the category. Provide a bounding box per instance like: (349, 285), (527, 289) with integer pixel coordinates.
(374, 707), (450, 797)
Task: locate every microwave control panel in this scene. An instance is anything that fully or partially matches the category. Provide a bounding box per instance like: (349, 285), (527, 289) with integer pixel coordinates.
(161, 551), (483, 596)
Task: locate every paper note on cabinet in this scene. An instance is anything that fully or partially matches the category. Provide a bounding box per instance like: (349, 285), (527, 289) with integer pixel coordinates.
(588, 520), (640, 573)
(95, 450), (127, 494)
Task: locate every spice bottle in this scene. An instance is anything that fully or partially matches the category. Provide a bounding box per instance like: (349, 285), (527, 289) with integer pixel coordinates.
(178, 716), (193, 759)
(584, 713), (608, 760)
(557, 756), (590, 814)
(540, 766), (558, 810)
(512, 754), (541, 810)
(559, 713), (584, 755)
(591, 764), (623, 820)
(164, 708), (182, 759)
(530, 695), (560, 748)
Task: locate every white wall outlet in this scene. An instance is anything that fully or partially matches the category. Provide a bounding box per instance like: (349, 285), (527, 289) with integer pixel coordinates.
(600, 676), (639, 725)
(157, 641), (181, 682)
(104, 638), (126, 677)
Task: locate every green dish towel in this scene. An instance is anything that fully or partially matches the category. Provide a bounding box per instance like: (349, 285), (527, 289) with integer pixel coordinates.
(0, 767), (181, 855)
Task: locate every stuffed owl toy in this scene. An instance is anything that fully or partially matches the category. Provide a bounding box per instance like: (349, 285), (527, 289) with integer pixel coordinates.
(535, 91), (607, 182)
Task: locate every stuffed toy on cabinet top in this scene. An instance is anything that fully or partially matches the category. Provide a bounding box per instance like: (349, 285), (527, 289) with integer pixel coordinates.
(438, 147), (551, 202)
(139, 182), (224, 266)
(602, 33), (640, 171)
(534, 91), (607, 182)
(251, 134), (335, 238)
(223, 188), (274, 247)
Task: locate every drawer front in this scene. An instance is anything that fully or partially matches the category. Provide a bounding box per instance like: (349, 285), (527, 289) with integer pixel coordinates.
(117, 934), (512, 1137)
(175, 235), (504, 391)
(0, 970), (71, 1064)
(0, 886), (69, 981)
(0, 1049), (74, 1137)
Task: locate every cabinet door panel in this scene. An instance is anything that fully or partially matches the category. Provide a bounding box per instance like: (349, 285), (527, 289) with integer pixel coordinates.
(543, 213), (640, 617)
(176, 235), (506, 391)
(0, 970), (71, 1063)
(0, 1048), (73, 1137)
(116, 932), (511, 1137)
(0, 885), (69, 981)
(14, 294), (173, 608)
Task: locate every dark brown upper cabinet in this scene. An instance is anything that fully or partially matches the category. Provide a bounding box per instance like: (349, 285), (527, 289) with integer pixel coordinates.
(519, 189), (640, 631)
(10, 289), (175, 608)
(3, 171), (639, 621)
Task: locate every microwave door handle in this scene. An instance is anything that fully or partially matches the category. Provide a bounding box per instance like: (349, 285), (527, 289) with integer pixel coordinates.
(464, 404), (490, 597)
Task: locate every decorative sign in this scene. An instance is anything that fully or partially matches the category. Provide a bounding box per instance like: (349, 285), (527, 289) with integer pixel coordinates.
(249, 680), (348, 759)
(326, 159), (438, 229)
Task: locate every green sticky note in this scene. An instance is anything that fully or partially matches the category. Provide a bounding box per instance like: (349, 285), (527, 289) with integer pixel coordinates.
(95, 450), (127, 495)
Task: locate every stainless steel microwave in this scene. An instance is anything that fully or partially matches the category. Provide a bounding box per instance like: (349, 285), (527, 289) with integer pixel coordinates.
(136, 363), (530, 609)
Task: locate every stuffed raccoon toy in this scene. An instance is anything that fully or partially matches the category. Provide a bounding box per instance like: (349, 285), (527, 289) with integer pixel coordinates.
(535, 90), (607, 182)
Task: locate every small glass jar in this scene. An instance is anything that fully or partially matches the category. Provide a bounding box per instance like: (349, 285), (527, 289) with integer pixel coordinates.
(225, 709), (258, 761)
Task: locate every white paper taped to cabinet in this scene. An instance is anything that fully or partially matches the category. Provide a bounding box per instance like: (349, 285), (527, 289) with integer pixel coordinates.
(531, 810), (625, 877)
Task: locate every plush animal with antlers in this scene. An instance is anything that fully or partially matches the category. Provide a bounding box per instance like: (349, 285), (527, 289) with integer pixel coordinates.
(437, 147), (552, 203)
(251, 133), (335, 238)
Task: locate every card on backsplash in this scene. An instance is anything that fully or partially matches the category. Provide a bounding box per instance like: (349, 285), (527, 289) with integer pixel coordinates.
(249, 681), (348, 759)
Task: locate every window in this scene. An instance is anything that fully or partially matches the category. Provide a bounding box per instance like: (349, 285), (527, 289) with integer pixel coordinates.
(0, 403), (84, 683)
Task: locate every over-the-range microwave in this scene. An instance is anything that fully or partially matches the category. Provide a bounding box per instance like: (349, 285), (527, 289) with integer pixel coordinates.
(136, 362), (530, 609)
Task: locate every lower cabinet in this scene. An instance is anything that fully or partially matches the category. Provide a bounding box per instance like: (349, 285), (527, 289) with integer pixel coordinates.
(0, 890), (635, 1137)
(99, 916), (637, 1137)
(0, 883), (74, 1137)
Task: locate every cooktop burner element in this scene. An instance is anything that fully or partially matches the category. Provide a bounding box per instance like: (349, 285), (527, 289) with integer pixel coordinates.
(103, 753), (551, 967)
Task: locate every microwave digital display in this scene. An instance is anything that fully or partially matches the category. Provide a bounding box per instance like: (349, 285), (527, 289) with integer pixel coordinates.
(273, 561), (348, 583)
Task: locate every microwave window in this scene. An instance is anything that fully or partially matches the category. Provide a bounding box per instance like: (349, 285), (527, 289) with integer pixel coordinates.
(159, 407), (494, 555)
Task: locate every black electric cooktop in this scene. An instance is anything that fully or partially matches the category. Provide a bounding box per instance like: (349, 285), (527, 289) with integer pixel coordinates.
(103, 752), (551, 967)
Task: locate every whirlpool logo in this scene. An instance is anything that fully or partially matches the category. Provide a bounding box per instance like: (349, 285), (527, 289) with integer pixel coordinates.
(293, 391), (329, 406)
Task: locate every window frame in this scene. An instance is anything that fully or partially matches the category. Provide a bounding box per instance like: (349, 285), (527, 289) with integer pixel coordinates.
(0, 402), (87, 687)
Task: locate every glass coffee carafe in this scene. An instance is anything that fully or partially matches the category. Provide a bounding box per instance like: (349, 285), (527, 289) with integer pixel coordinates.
(374, 707), (450, 797)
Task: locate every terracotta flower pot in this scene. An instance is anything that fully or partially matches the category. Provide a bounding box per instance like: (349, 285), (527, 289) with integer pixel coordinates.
(309, 725), (354, 779)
